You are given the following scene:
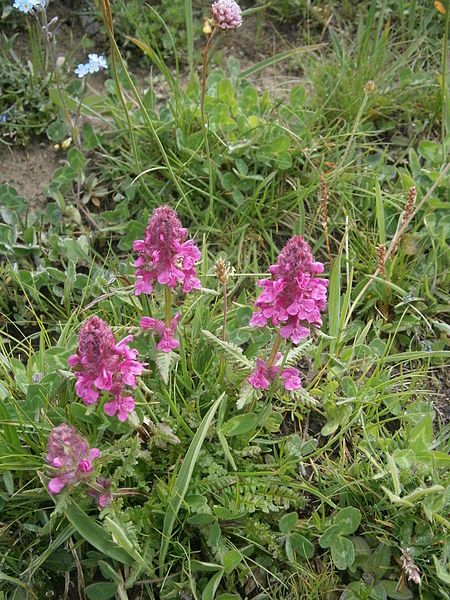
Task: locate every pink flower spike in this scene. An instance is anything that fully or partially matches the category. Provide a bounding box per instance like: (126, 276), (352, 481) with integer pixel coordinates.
(133, 205), (201, 296)
(45, 423), (100, 495)
(250, 236), (328, 343)
(211, 0), (242, 29)
(69, 316), (145, 420)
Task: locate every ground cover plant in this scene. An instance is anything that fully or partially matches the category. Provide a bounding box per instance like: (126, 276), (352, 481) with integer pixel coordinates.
(0, 0), (449, 599)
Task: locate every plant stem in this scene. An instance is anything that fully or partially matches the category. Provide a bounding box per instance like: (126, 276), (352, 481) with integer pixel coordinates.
(164, 286), (172, 328)
(267, 330), (283, 367)
(200, 28), (217, 222)
(222, 283), (228, 341)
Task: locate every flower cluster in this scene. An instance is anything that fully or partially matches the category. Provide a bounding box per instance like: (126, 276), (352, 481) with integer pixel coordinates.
(87, 477), (113, 509)
(13, 0), (45, 13)
(68, 316), (145, 421)
(140, 314), (180, 353)
(211, 0), (242, 29)
(75, 54), (108, 78)
(46, 423), (101, 495)
(248, 357), (302, 392)
(133, 205), (201, 296)
(250, 236), (328, 343)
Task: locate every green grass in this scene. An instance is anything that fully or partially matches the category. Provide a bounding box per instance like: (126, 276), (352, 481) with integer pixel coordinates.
(0, 0), (449, 598)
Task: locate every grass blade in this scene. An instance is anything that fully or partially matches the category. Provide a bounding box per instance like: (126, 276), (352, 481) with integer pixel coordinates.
(159, 393), (225, 572)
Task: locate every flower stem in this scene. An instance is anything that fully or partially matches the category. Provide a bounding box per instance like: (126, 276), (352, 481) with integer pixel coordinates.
(200, 27), (217, 222)
(267, 331), (283, 368)
(164, 286), (171, 328)
(222, 283), (228, 341)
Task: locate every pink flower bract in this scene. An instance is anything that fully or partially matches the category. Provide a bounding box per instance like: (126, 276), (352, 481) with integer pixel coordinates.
(140, 313), (180, 353)
(249, 236), (328, 343)
(69, 316), (145, 421)
(211, 0), (242, 29)
(46, 423), (100, 494)
(133, 205), (201, 296)
(248, 357), (302, 392)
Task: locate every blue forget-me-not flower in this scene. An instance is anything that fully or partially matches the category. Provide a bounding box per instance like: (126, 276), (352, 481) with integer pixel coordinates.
(75, 54), (108, 78)
(13, 0), (45, 13)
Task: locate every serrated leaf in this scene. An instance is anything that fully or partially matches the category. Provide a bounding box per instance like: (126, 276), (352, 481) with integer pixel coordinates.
(155, 350), (178, 384)
(237, 382), (261, 410)
(285, 340), (312, 366)
(202, 330), (252, 368)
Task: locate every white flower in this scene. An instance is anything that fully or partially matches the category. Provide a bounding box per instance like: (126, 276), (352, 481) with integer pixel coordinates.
(75, 53), (108, 78)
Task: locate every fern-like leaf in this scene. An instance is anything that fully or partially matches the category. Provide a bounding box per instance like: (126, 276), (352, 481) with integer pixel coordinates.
(201, 330), (252, 369)
(237, 382), (261, 410)
(288, 388), (319, 407)
(285, 340), (312, 366)
(155, 350), (178, 384)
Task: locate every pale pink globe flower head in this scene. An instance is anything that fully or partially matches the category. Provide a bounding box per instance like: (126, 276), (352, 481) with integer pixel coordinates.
(46, 423), (101, 494)
(248, 355), (302, 392)
(211, 0), (242, 30)
(68, 316), (145, 421)
(133, 205), (201, 296)
(140, 313), (180, 353)
(249, 236), (328, 343)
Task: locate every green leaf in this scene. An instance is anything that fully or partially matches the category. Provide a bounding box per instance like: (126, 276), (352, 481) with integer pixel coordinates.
(159, 393), (225, 573)
(238, 45), (322, 80)
(288, 533), (314, 559)
(221, 414), (258, 437)
(433, 556), (450, 585)
(65, 504), (133, 565)
(279, 512), (298, 534)
(379, 580), (413, 599)
(328, 250), (341, 351)
(223, 549), (241, 574)
(331, 535), (355, 570)
(409, 415), (433, 453)
(202, 569), (224, 600)
(334, 507), (361, 535)
(85, 583), (117, 600)
(67, 148), (86, 172)
(319, 524), (340, 548)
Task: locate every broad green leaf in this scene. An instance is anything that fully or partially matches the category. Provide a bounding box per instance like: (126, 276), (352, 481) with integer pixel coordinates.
(202, 569), (224, 600)
(159, 393), (225, 572)
(379, 580), (413, 599)
(85, 582), (117, 600)
(65, 504), (133, 565)
(223, 549), (242, 574)
(279, 512), (298, 534)
(331, 535), (355, 570)
(221, 414), (258, 437)
(319, 524), (340, 548)
(334, 507), (361, 535)
(289, 533), (314, 559)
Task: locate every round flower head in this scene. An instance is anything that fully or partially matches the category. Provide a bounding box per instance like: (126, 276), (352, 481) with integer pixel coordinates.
(46, 423), (100, 494)
(250, 236), (328, 343)
(133, 205), (201, 295)
(211, 0), (242, 29)
(69, 316), (145, 421)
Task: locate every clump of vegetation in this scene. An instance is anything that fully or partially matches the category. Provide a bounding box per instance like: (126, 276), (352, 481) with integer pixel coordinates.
(0, 0), (449, 599)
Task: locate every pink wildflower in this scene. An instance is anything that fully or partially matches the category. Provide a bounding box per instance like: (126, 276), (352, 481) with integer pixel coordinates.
(140, 313), (180, 353)
(248, 356), (302, 392)
(46, 423), (100, 494)
(88, 477), (113, 508)
(69, 316), (145, 421)
(211, 0), (242, 29)
(133, 205), (201, 296)
(249, 236), (328, 343)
